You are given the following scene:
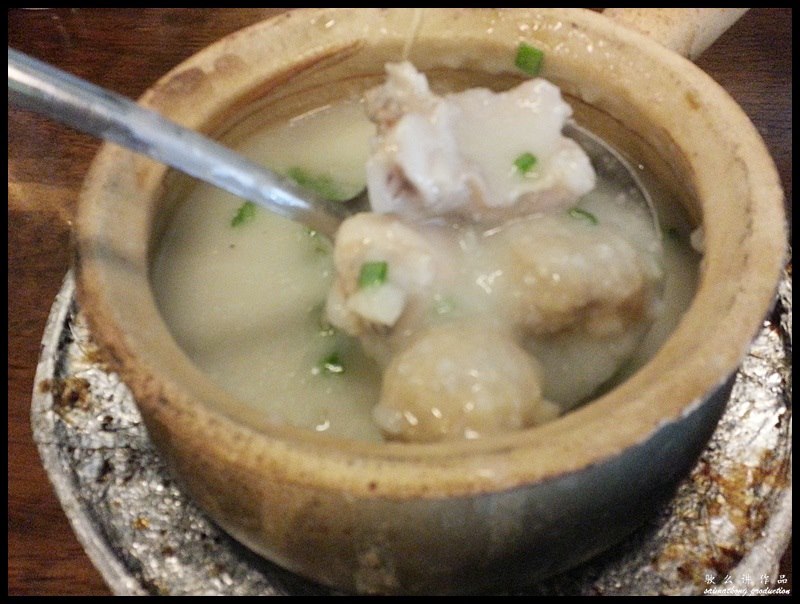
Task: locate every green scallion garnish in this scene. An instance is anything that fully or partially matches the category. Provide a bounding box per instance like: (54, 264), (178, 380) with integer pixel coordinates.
(318, 321), (336, 338)
(320, 351), (344, 375)
(433, 296), (457, 316)
(568, 207), (599, 225)
(304, 227), (331, 254)
(310, 302), (336, 337)
(287, 166), (348, 202)
(358, 261), (388, 288)
(231, 201), (257, 227)
(515, 42), (544, 77)
(514, 152), (538, 174)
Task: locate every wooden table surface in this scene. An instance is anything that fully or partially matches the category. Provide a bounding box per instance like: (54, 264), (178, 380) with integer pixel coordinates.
(8, 8), (791, 596)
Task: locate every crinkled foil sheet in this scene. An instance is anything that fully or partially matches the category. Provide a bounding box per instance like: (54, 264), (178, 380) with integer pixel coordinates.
(31, 267), (791, 596)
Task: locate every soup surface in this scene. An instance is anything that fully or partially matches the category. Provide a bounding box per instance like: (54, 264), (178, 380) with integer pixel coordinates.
(152, 91), (699, 442)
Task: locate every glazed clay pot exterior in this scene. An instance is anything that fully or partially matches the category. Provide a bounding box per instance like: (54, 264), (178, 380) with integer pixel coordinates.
(74, 9), (785, 594)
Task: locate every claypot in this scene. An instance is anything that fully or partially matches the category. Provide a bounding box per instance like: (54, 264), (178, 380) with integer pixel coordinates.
(74, 8), (786, 594)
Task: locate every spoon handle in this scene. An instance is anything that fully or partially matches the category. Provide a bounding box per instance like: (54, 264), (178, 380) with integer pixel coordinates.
(7, 48), (348, 236)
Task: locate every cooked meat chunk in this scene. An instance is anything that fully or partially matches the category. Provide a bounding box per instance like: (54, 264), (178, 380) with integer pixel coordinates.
(373, 322), (559, 442)
(477, 213), (662, 338)
(365, 62), (595, 222)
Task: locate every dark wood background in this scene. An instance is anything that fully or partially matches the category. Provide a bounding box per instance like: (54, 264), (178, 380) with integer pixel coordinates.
(8, 8), (791, 596)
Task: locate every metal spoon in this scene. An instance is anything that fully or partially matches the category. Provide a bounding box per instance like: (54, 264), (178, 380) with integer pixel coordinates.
(8, 47), (657, 237)
(8, 48), (353, 237)
(564, 122), (659, 234)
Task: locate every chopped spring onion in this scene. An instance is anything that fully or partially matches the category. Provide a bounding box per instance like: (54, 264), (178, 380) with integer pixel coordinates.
(231, 201), (257, 227)
(319, 351), (344, 375)
(304, 228), (331, 254)
(318, 321), (336, 338)
(311, 302), (336, 337)
(568, 207), (599, 225)
(358, 261), (388, 288)
(515, 42), (544, 77)
(514, 152), (538, 174)
(433, 296), (457, 316)
(287, 166), (349, 202)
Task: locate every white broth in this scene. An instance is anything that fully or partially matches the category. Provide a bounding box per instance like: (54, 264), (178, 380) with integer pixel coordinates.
(151, 98), (699, 442)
